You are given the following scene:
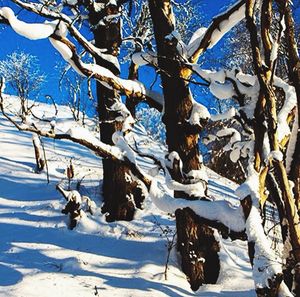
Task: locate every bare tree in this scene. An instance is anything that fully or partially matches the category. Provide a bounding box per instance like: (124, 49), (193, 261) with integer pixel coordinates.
(62, 70), (89, 126)
(0, 51), (45, 119)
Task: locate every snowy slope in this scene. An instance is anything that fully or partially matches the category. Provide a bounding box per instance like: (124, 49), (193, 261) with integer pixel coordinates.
(0, 96), (255, 297)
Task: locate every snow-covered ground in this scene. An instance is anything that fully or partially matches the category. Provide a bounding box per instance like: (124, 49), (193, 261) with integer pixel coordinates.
(0, 96), (255, 296)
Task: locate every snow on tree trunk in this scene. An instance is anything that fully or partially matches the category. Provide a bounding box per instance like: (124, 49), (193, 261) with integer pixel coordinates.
(89, 1), (144, 222)
(149, 0), (220, 290)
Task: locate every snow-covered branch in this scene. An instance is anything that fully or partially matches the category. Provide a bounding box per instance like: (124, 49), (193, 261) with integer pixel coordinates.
(0, 6), (163, 109)
(149, 179), (246, 234)
(189, 0), (246, 63)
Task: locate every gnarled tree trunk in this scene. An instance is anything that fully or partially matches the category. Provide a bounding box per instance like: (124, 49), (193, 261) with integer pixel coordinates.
(148, 0), (220, 290)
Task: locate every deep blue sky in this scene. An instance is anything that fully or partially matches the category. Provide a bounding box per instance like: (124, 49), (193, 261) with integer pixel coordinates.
(0, 0), (235, 105)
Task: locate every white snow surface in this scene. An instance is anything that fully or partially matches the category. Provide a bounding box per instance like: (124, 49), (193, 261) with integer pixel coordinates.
(0, 95), (256, 296)
(0, 7), (57, 40)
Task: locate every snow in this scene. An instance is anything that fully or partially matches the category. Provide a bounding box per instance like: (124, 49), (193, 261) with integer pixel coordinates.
(109, 101), (135, 132)
(235, 165), (290, 293)
(268, 150), (284, 162)
(274, 77), (297, 141)
(211, 107), (236, 121)
(286, 110), (298, 173)
(0, 95), (256, 296)
(236, 72), (257, 86)
(65, 0), (78, 5)
(132, 51), (157, 67)
(270, 41), (279, 62)
(187, 27), (207, 57)
(208, 3), (246, 49)
(164, 31), (187, 57)
(216, 128), (241, 151)
(0, 7), (57, 40)
(209, 82), (235, 99)
(49, 38), (73, 61)
(66, 125), (124, 160)
(188, 101), (210, 126)
(149, 179), (245, 232)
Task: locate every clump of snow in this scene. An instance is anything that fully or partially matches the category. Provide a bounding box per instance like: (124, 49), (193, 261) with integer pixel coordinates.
(49, 37), (73, 61)
(208, 3), (246, 49)
(274, 77), (297, 141)
(286, 111), (298, 173)
(165, 151), (182, 171)
(164, 30), (187, 57)
(64, 0), (78, 5)
(149, 179), (245, 232)
(268, 150), (283, 162)
(209, 82), (235, 99)
(211, 107), (236, 121)
(216, 128), (241, 151)
(187, 169), (208, 183)
(109, 101), (135, 132)
(235, 165), (259, 203)
(0, 7), (57, 40)
(188, 101), (210, 126)
(236, 72), (256, 86)
(132, 51), (157, 67)
(112, 131), (136, 164)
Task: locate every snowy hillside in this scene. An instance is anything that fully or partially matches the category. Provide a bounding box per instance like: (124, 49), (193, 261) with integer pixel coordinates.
(0, 96), (255, 297)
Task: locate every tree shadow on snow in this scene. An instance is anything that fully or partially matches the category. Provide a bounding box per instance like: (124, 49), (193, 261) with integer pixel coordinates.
(0, 263), (23, 286)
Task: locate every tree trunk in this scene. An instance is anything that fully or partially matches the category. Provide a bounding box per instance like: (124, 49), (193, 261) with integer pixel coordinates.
(176, 208), (220, 290)
(148, 0), (220, 290)
(246, 1), (300, 294)
(32, 134), (45, 173)
(89, 1), (144, 221)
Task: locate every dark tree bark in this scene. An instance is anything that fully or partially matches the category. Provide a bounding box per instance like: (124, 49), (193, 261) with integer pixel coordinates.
(89, 1), (144, 222)
(148, 0), (220, 290)
(176, 208), (220, 290)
